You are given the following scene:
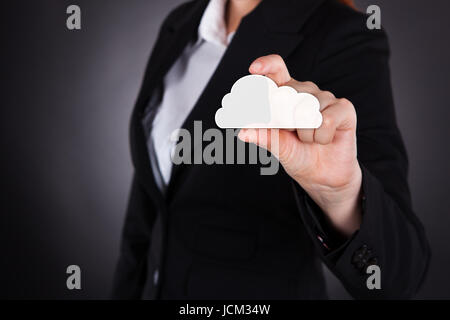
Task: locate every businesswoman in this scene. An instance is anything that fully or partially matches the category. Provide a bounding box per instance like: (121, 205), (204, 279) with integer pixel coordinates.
(113, 0), (430, 299)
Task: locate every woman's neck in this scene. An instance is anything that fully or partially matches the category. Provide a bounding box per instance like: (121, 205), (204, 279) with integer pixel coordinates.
(225, 0), (262, 35)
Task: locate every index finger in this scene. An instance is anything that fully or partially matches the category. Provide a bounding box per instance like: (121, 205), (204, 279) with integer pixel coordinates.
(249, 54), (291, 86)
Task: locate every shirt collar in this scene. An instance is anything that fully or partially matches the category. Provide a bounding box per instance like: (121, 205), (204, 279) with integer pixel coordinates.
(197, 0), (231, 47)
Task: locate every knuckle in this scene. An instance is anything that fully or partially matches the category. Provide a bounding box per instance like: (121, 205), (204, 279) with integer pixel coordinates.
(298, 129), (314, 142)
(314, 129), (332, 145)
(303, 81), (319, 91)
(270, 54), (283, 61)
(321, 114), (335, 128)
(266, 54), (284, 68)
(337, 98), (357, 127)
(322, 90), (335, 100)
(340, 98), (357, 119)
(339, 98), (353, 109)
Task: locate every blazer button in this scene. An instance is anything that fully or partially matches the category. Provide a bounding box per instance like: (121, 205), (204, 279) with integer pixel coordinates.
(352, 244), (378, 272)
(153, 269), (159, 285)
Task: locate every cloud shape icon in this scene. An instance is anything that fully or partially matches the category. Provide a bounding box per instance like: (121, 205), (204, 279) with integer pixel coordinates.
(215, 75), (323, 129)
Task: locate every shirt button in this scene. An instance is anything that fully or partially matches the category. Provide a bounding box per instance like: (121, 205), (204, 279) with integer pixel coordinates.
(153, 269), (159, 285)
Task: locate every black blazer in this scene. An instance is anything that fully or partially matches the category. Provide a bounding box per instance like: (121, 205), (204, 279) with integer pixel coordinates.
(112, 0), (430, 299)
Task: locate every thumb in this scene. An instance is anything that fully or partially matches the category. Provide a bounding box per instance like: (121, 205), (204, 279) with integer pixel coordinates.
(238, 128), (273, 151)
(238, 128), (298, 163)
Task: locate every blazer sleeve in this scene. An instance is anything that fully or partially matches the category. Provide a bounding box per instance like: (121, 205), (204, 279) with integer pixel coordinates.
(293, 7), (431, 299)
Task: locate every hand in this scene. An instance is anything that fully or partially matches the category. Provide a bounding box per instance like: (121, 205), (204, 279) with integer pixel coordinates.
(238, 54), (362, 237)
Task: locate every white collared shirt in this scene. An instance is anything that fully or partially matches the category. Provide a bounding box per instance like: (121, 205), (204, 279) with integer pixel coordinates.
(147, 0), (233, 187)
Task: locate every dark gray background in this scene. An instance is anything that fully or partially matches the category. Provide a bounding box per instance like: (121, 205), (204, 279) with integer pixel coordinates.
(1, 0), (449, 299)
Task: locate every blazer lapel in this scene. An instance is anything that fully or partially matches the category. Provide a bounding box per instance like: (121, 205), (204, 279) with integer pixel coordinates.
(130, 0), (209, 208)
(166, 0), (326, 200)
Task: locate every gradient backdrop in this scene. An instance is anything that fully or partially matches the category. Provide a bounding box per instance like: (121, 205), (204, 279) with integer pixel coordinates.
(2, 0), (450, 299)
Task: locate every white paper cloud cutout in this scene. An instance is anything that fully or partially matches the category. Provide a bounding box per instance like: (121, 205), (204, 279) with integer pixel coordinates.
(215, 75), (323, 129)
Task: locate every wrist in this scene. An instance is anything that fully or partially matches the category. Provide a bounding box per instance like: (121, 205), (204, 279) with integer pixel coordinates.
(300, 163), (363, 237)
